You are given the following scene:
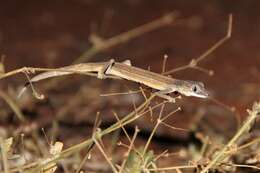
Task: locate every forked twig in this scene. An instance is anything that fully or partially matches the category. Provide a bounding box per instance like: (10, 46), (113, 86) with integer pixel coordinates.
(75, 11), (179, 64)
(119, 126), (139, 173)
(148, 165), (197, 171)
(201, 101), (260, 173)
(19, 96), (156, 173)
(112, 111), (132, 143)
(164, 14), (233, 76)
(92, 134), (118, 173)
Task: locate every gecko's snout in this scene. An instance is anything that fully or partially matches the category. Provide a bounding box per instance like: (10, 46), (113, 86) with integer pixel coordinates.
(197, 90), (210, 98)
(188, 82), (210, 98)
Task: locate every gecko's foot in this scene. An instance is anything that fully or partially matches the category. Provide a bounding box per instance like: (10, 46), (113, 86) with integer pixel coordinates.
(167, 97), (176, 103)
(165, 96), (176, 103)
(97, 73), (106, 79)
(22, 67), (35, 74)
(154, 92), (176, 103)
(154, 89), (177, 103)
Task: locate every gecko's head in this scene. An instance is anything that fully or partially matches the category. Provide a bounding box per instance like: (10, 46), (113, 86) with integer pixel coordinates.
(177, 81), (209, 98)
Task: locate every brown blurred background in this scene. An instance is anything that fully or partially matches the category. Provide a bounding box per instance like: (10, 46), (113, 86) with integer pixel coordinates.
(0, 0), (259, 148)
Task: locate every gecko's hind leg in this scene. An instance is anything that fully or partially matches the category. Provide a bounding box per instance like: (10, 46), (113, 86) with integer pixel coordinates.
(154, 89), (177, 103)
(98, 59), (115, 79)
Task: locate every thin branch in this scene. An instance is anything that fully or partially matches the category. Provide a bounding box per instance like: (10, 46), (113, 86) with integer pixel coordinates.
(0, 90), (27, 122)
(119, 126), (139, 173)
(148, 165), (196, 171)
(164, 14), (233, 75)
(74, 12), (179, 64)
(93, 136), (118, 173)
(201, 101), (260, 173)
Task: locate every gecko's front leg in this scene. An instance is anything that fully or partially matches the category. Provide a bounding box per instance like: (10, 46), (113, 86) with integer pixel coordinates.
(154, 88), (178, 103)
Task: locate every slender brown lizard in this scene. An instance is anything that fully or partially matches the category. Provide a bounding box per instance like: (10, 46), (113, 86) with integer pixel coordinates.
(19, 59), (209, 102)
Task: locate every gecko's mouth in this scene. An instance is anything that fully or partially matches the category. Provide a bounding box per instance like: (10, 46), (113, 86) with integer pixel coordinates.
(189, 90), (210, 98)
(195, 91), (210, 98)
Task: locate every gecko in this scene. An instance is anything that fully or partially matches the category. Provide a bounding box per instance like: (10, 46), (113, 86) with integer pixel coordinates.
(19, 59), (209, 102)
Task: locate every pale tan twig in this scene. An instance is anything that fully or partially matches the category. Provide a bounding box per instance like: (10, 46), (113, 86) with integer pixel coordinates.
(160, 121), (188, 132)
(201, 101), (260, 173)
(161, 54), (168, 74)
(117, 141), (141, 157)
(164, 14), (233, 76)
(119, 126), (139, 173)
(226, 163), (260, 170)
(235, 137), (260, 151)
(92, 135), (118, 173)
(19, 96), (156, 173)
(142, 104), (165, 157)
(0, 138), (10, 173)
(0, 90), (26, 122)
(112, 111), (131, 143)
(153, 149), (168, 163)
(41, 12), (180, 91)
(75, 11), (179, 64)
(148, 165), (196, 171)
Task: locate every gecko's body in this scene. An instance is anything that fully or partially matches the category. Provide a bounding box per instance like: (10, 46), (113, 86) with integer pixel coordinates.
(22, 60), (209, 101)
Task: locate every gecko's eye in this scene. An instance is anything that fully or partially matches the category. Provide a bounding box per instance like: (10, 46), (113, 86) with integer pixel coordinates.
(192, 85), (198, 93)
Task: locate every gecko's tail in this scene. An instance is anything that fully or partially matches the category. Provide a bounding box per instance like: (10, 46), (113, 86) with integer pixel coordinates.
(17, 70), (73, 99)
(17, 82), (30, 99)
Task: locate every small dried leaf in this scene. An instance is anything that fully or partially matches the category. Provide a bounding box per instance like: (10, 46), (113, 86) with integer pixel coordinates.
(42, 141), (63, 173)
(3, 137), (13, 153)
(50, 142), (63, 155)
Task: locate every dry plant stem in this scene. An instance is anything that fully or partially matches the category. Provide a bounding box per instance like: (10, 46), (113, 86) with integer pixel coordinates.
(160, 121), (187, 132)
(201, 101), (260, 173)
(228, 163), (260, 170)
(0, 90), (46, 158)
(143, 106), (183, 169)
(148, 165), (196, 171)
(0, 90), (26, 122)
(119, 126), (139, 173)
(117, 142), (142, 158)
(161, 55), (168, 74)
(92, 136), (118, 173)
(153, 150), (168, 162)
(142, 104), (165, 157)
(235, 137), (260, 151)
(200, 136), (209, 157)
(112, 112), (132, 143)
(74, 143), (94, 173)
(0, 138), (10, 173)
(113, 100), (166, 133)
(22, 96), (156, 173)
(0, 12), (178, 81)
(74, 12), (178, 64)
(40, 12), (179, 91)
(164, 14), (232, 75)
(0, 67), (101, 80)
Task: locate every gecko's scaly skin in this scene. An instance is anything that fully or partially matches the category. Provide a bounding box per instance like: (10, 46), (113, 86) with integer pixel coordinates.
(19, 60), (209, 99)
